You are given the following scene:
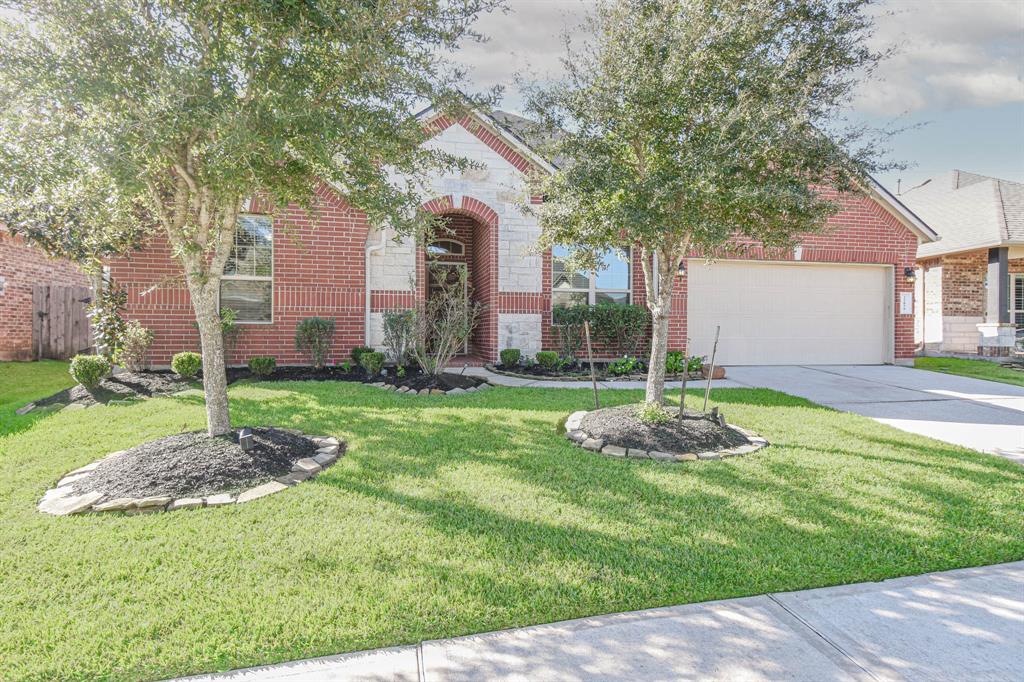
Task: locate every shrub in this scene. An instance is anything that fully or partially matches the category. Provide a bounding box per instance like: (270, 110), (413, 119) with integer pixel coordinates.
(382, 310), (414, 364)
(687, 355), (705, 373)
(607, 356), (640, 376)
(350, 345), (374, 366)
(360, 351), (385, 376)
(87, 283), (127, 361)
(294, 317), (336, 369)
(340, 360), (352, 373)
(551, 304), (588, 360)
(69, 354), (111, 389)
(665, 350), (686, 375)
(635, 401), (672, 424)
(535, 351), (559, 370)
(409, 268), (483, 376)
(113, 320), (154, 371)
(590, 303), (649, 357)
(171, 351), (202, 378)
(499, 348), (521, 367)
(248, 356), (276, 377)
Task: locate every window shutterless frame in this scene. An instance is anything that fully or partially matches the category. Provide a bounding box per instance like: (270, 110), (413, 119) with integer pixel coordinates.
(551, 247), (631, 309)
(1011, 273), (1024, 327)
(219, 214), (274, 324)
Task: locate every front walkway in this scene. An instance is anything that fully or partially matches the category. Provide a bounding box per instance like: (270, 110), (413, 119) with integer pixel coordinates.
(174, 561), (1023, 681)
(726, 365), (1024, 462)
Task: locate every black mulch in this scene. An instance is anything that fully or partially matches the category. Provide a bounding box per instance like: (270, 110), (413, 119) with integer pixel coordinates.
(33, 371), (195, 409)
(579, 405), (749, 453)
(388, 371), (485, 391)
(224, 365), (368, 384)
(74, 427), (320, 499)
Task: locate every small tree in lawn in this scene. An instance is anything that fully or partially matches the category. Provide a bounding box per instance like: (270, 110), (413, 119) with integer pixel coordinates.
(0, 0), (499, 436)
(524, 0), (897, 407)
(410, 270), (483, 376)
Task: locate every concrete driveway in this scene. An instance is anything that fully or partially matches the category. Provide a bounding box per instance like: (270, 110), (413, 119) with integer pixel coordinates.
(727, 365), (1024, 462)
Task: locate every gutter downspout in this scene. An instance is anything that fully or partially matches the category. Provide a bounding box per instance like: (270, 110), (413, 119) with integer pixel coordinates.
(365, 229), (388, 346)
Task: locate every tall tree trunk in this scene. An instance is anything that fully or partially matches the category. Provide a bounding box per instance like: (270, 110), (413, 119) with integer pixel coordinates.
(189, 280), (231, 436)
(642, 243), (686, 406)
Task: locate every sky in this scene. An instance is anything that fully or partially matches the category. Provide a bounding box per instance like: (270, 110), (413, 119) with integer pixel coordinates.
(452, 0), (1024, 194)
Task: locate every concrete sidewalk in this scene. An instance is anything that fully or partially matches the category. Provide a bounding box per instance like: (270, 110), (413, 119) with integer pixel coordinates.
(726, 365), (1024, 462)
(174, 561), (1024, 681)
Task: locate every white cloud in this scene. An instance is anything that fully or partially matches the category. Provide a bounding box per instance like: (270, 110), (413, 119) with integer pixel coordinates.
(454, 0), (1024, 116)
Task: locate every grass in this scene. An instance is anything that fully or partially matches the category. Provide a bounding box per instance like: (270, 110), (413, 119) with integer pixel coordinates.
(0, 360), (76, 438)
(0, 374), (1022, 681)
(914, 356), (1024, 388)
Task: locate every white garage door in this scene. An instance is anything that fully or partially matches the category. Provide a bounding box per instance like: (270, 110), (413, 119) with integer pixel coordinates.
(686, 260), (891, 365)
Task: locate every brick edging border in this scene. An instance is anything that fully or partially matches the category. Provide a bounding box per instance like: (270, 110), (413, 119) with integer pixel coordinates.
(38, 432), (345, 516)
(563, 410), (768, 462)
(485, 364), (703, 383)
(368, 381), (492, 396)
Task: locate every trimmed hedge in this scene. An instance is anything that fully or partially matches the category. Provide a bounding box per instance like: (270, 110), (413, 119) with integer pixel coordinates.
(359, 351), (385, 376)
(69, 354), (111, 389)
(171, 351), (202, 379)
(248, 356), (277, 377)
(499, 348), (521, 367)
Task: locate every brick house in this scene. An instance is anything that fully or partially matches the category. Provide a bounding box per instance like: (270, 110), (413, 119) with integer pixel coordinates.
(903, 170), (1024, 356)
(109, 108), (936, 368)
(0, 227), (91, 361)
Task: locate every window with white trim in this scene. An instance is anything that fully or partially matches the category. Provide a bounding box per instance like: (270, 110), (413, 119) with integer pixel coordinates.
(1012, 273), (1024, 327)
(552, 246), (631, 308)
(220, 215), (273, 323)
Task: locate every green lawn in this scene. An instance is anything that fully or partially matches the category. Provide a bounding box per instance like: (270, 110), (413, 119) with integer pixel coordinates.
(0, 376), (1022, 681)
(915, 356), (1024, 388)
(0, 360), (76, 438)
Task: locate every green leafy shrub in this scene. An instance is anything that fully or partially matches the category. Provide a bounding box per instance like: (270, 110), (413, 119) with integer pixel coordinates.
(687, 355), (705, 373)
(590, 303), (649, 356)
(339, 361), (352, 373)
(69, 354), (111, 389)
(607, 356), (640, 376)
(360, 351), (385, 376)
(87, 284), (127, 361)
(248, 356), (276, 377)
(499, 348), (521, 367)
(551, 304), (588, 360)
(113, 320), (154, 371)
(382, 310), (414, 364)
(535, 351), (558, 370)
(665, 350), (686, 375)
(635, 402), (672, 424)
(171, 351), (202, 378)
(350, 345), (374, 366)
(294, 317), (336, 369)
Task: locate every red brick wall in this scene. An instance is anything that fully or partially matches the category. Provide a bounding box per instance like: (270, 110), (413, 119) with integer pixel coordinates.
(0, 230), (89, 361)
(919, 251), (1024, 319)
(107, 184), (370, 367)
(538, 189), (921, 361)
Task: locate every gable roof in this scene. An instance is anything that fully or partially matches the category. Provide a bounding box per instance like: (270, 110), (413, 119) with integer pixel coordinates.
(901, 169), (1024, 258)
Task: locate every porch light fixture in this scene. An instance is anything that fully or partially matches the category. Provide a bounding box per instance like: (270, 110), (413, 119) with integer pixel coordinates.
(903, 267), (916, 284)
(677, 259), (687, 275)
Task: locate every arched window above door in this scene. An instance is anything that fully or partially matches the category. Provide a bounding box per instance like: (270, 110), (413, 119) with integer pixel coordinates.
(427, 239), (465, 257)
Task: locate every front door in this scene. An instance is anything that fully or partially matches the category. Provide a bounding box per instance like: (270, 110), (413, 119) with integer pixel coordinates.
(427, 262), (469, 354)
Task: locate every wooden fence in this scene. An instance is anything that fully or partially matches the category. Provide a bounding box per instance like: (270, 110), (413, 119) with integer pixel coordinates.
(31, 285), (94, 360)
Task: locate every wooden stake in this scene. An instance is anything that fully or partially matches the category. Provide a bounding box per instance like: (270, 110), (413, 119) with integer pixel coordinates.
(702, 325), (720, 413)
(584, 320), (600, 410)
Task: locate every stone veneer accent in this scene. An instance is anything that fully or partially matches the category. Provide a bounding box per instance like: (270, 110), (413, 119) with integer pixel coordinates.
(563, 411), (768, 463)
(38, 433), (344, 516)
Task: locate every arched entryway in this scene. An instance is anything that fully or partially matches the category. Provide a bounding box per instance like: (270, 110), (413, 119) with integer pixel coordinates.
(419, 196), (499, 363)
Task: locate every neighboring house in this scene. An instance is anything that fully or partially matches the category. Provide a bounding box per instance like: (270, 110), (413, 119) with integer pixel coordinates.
(108, 108), (936, 368)
(0, 227), (91, 361)
(903, 170), (1024, 356)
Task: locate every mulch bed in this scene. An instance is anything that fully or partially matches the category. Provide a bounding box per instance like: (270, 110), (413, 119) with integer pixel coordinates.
(224, 365), (367, 384)
(72, 427), (318, 499)
(579, 405), (749, 453)
(32, 371), (195, 410)
(387, 371), (485, 392)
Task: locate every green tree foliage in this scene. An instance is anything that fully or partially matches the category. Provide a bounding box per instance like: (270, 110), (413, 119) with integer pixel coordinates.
(524, 0), (897, 405)
(0, 0), (499, 435)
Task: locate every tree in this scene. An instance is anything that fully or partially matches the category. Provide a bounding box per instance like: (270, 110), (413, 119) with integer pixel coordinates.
(523, 0), (897, 406)
(0, 0), (499, 435)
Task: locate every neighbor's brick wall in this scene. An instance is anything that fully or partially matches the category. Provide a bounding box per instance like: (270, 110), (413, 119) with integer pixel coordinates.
(107, 184), (371, 367)
(0, 230), (89, 361)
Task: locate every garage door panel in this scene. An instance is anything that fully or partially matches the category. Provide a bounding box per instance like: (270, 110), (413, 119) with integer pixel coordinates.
(686, 261), (888, 366)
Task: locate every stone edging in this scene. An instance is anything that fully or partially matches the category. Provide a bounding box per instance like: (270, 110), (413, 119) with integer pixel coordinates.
(368, 381), (492, 396)
(38, 432), (344, 516)
(485, 364), (703, 383)
(563, 410), (768, 462)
